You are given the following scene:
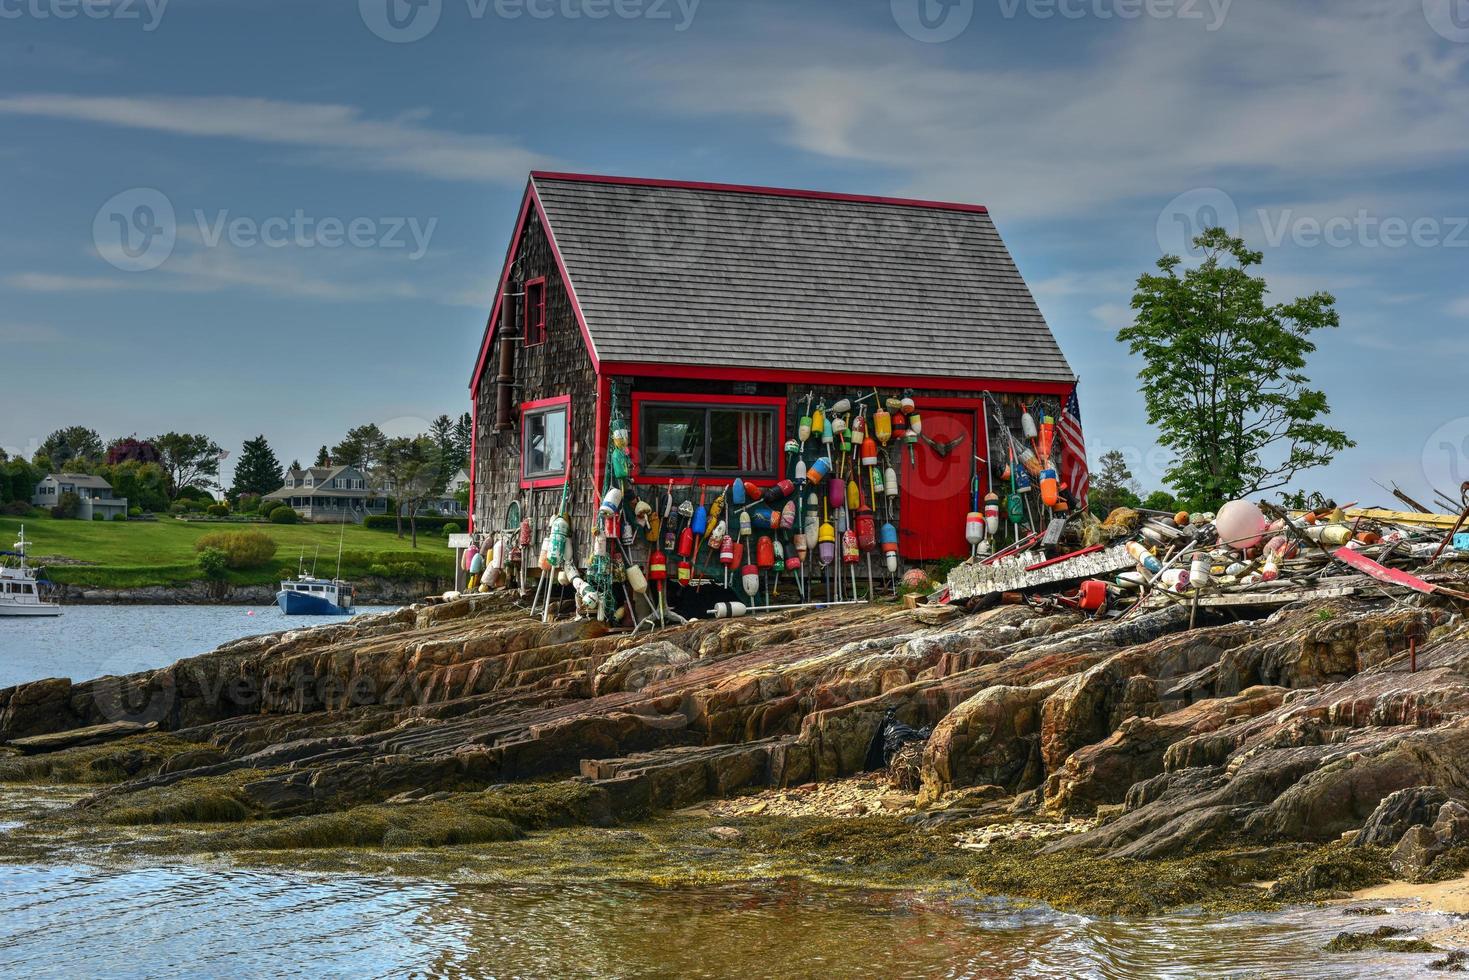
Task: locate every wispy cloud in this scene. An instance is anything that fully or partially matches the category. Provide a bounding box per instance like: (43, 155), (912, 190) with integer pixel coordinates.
(1450, 296), (1469, 318)
(0, 94), (556, 183)
(619, 1), (1469, 219)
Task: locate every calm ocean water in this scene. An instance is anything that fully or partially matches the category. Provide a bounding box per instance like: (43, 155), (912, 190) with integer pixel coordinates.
(0, 607), (1453, 978)
(0, 862), (1449, 979)
(0, 604), (397, 689)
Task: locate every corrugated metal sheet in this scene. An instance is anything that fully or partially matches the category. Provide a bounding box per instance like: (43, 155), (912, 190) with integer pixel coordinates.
(531, 175), (1075, 384)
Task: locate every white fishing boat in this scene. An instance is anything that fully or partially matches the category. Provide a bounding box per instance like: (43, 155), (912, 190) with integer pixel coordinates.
(1, 526), (62, 617)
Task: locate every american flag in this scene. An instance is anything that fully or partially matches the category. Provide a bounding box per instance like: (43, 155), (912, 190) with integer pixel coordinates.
(1057, 387), (1089, 511)
(738, 412), (771, 472)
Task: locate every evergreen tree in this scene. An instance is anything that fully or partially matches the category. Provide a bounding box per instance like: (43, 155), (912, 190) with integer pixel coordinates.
(230, 435), (285, 499)
(314, 445), (331, 467)
(1089, 450), (1142, 516)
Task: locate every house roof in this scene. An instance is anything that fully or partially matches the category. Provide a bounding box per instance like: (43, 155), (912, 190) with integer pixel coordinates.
(497, 172), (1073, 386)
(43, 473), (112, 489)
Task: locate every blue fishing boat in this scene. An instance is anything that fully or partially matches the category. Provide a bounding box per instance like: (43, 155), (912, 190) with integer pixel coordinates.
(276, 576), (355, 615)
(276, 536), (355, 616)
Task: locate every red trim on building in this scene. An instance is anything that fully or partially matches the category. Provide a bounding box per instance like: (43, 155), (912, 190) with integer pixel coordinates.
(530, 171), (990, 215)
(629, 392), (788, 487)
(605, 362), (1075, 396)
(519, 395), (572, 490)
(592, 373), (610, 505)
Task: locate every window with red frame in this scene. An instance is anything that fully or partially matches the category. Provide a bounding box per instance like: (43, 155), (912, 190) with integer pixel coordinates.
(524, 278), (547, 346)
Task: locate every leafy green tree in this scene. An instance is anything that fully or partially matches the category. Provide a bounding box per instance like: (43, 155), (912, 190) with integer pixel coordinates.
(1141, 490), (1180, 513)
(51, 491), (82, 519)
(101, 460), (170, 512)
(1119, 228), (1354, 508)
(36, 426), (105, 470)
(152, 432), (225, 500)
(230, 435), (285, 500)
(332, 424), (387, 477)
(379, 434), (447, 547)
(1088, 449), (1142, 516)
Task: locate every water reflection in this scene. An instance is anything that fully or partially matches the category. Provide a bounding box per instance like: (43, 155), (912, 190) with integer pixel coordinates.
(0, 863), (1450, 979)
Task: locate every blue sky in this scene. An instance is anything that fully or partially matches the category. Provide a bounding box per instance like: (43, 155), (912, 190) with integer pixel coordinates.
(2, 0), (1467, 505)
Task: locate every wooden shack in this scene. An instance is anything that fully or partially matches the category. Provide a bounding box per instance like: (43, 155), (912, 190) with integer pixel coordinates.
(467, 172), (1081, 613)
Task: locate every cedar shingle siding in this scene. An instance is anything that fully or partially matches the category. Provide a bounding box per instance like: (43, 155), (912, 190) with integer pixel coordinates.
(532, 174), (1074, 384)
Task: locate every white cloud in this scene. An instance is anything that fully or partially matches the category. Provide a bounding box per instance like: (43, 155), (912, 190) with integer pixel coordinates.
(618, 1), (1469, 219)
(1450, 296), (1469, 317)
(1089, 303), (1134, 332)
(0, 94), (556, 183)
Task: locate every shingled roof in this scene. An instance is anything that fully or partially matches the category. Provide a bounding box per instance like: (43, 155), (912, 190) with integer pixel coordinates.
(526, 173), (1074, 385)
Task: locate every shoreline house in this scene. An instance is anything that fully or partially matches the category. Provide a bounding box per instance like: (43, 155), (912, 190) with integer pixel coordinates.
(32, 473), (129, 520)
(262, 465), (387, 524)
(467, 172), (1081, 594)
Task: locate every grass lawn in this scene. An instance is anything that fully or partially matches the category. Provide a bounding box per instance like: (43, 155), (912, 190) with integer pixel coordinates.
(0, 514), (455, 589)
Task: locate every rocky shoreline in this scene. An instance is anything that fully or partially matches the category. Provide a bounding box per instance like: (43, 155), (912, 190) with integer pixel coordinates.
(4, 582), (1469, 937)
(43, 578), (438, 606)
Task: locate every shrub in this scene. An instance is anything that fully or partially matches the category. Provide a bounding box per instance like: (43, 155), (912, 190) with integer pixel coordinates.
(363, 514), (458, 533)
(269, 508), (299, 525)
(169, 502), (188, 515)
(194, 530), (278, 569)
(367, 563), (390, 578)
(2, 501), (34, 517)
(441, 522), (461, 536)
(206, 503), (230, 517)
(92, 513), (106, 521)
(51, 491), (82, 520)
(111, 513), (126, 521)
(386, 561), (427, 581)
(196, 547), (229, 581)
(128, 507), (142, 518)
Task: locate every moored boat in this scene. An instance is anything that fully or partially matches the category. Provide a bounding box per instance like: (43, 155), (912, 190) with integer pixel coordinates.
(1, 526), (62, 617)
(276, 576), (355, 615)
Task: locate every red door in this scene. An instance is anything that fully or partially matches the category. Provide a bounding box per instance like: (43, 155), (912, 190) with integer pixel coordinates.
(899, 409), (979, 561)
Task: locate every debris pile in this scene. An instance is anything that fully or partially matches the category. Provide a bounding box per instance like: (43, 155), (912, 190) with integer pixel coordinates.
(942, 493), (1469, 621)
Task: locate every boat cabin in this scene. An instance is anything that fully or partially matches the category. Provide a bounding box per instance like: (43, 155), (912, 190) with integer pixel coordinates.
(466, 172), (1082, 607)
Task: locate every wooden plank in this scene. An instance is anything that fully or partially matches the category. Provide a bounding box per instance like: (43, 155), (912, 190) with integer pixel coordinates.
(1194, 586), (1358, 609)
(1342, 508), (1462, 528)
(948, 543), (1135, 600)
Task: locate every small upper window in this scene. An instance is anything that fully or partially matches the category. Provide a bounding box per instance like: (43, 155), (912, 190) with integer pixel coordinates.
(523, 402), (569, 482)
(524, 278), (547, 346)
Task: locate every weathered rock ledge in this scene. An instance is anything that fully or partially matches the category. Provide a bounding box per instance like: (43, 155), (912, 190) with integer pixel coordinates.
(5, 584), (1469, 915)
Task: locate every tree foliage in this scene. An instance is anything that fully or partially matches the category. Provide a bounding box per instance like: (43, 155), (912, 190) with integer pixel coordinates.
(378, 434), (448, 547)
(36, 426), (105, 470)
(1089, 449), (1142, 516)
(314, 445), (331, 467)
(106, 437), (162, 466)
(332, 424), (387, 477)
(1119, 228), (1353, 507)
(194, 530), (278, 569)
(230, 435), (284, 500)
(152, 432), (224, 500)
